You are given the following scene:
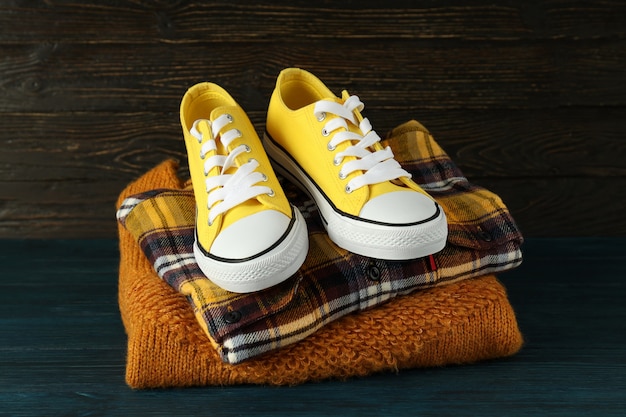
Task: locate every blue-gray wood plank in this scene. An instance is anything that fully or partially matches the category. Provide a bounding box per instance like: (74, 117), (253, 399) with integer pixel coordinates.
(0, 238), (624, 416)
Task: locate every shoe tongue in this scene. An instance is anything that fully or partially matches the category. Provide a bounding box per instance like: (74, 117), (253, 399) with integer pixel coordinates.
(210, 105), (243, 122)
(206, 105), (268, 216)
(338, 90), (402, 197)
(203, 105), (242, 160)
(341, 90), (364, 123)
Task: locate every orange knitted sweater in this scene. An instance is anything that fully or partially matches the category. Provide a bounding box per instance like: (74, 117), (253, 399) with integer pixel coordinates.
(117, 160), (523, 388)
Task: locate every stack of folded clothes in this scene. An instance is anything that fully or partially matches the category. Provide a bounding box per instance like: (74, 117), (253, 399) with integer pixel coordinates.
(116, 69), (524, 389)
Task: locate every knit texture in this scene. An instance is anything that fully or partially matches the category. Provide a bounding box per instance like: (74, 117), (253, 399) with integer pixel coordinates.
(117, 159), (523, 388)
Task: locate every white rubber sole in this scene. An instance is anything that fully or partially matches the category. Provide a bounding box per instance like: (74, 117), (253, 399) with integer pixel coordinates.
(194, 206), (308, 293)
(263, 132), (448, 260)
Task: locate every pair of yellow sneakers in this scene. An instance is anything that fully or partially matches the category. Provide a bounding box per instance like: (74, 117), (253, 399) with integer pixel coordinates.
(180, 68), (448, 293)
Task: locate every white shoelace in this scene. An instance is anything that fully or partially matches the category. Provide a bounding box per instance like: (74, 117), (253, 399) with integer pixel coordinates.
(313, 95), (411, 193)
(191, 114), (273, 225)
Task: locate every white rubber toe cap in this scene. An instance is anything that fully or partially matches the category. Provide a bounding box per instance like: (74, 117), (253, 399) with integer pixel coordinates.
(359, 191), (438, 224)
(210, 210), (291, 259)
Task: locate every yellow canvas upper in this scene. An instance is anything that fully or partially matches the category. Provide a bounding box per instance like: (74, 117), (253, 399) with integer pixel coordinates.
(181, 82), (291, 252)
(266, 68), (432, 217)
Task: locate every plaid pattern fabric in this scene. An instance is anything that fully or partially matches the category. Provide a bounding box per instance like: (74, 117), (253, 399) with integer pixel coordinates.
(117, 120), (523, 364)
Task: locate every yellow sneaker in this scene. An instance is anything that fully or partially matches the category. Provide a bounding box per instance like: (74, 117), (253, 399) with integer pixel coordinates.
(263, 68), (447, 260)
(180, 82), (308, 293)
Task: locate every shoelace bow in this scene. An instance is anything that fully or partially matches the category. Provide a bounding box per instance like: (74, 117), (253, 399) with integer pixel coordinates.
(313, 95), (411, 193)
(191, 114), (273, 225)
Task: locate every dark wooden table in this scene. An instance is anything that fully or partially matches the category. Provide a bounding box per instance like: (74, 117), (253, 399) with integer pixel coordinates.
(1, 238), (624, 416)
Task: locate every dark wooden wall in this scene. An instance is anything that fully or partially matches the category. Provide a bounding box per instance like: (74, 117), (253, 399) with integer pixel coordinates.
(1, 1), (624, 239)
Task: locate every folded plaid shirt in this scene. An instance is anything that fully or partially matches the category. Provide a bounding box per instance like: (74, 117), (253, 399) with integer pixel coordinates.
(117, 120), (523, 364)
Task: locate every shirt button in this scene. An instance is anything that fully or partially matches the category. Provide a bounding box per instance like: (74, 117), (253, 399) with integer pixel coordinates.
(367, 264), (381, 281)
(223, 310), (242, 324)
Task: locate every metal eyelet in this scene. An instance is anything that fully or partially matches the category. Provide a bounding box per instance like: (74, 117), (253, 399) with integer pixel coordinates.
(267, 189), (275, 197)
(261, 173), (268, 181)
(235, 129), (242, 137)
(244, 144), (251, 152)
(333, 157), (341, 166)
(322, 128), (330, 137)
(327, 142), (336, 151)
(316, 112), (326, 122)
(345, 185), (352, 193)
(225, 114), (234, 122)
(338, 171), (346, 179)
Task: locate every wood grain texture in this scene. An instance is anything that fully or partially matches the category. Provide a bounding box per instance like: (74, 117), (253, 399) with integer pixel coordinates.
(2, 108), (624, 179)
(0, 1), (624, 238)
(1, 238), (624, 415)
(1, 39), (625, 112)
(1, 1), (624, 42)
